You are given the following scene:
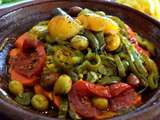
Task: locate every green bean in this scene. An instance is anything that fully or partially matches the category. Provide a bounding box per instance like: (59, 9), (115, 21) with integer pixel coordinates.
(76, 49), (102, 73)
(68, 71), (79, 82)
(84, 30), (100, 52)
(142, 54), (159, 89)
(69, 104), (81, 120)
(143, 55), (158, 74)
(76, 53), (101, 73)
(127, 57), (147, 86)
(86, 54), (101, 70)
(136, 35), (155, 55)
(131, 49), (148, 76)
(58, 96), (68, 119)
(76, 61), (89, 73)
(148, 73), (159, 89)
(114, 55), (126, 77)
(69, 109), (81, 120)
(98, 76), (121, 85)
(109, 16), (128, 37)
(45, 44), (54, 55)
(98, 65), (114, 76)
(15, 92), (33, 106)
(122, 60), (129, 71)
(118, 52), (128, 60)
(110, 76), (121, 82)
(86, 71), (98, 83)
(98, 65), (107, 75)
(122, 36), (148, 77)
(100, 54), (115, 67)
(95, 31), (105, 48)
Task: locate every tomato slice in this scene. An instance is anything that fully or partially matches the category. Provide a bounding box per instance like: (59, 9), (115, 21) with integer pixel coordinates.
(110, 83), (131, 97)
(10, 39), (46, 77)
(9, 48), (19, 57)
(15, 32), (35, 48)
(10, 69), (37, 86)
(110, 89), (139, 112)
(74, 80), (111, 98)
(69, 81), (140, 118)
(69, 84), (97, 118)
(68, 80), (111, 118)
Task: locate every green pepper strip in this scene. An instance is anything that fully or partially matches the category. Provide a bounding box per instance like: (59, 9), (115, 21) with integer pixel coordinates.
(122, 36), (148, 77)
(69, 109), (81, 120)
(84, 30), (100, 52)
(136, 34), (155, 55)
(114, 55), (126, 77)
(77, 49), (101, 73)
(127, 56), (147, 86)
(98, 76), (121, 85)
(142, 54), (159, 89)
(109, 16), (128, 38)
(58, 96), (68, 119)
(95, 31), (105, 49)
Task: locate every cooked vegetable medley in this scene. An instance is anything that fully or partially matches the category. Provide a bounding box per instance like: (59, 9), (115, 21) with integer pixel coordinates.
(8, 7), (159, 119)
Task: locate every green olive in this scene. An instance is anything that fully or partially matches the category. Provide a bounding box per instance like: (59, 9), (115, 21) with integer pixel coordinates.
(31, 94), (49, 111)
(92, 97), (108, 110)
(9, 80), (24, 95)
(105, 34), (121, 52)
(54, 74), (72, 95)
(71, 35), (89, 50)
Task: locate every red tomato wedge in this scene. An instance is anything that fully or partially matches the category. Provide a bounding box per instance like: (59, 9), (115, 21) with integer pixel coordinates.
(10, 69), (37, 86)
(10, 38), (46, 78)
(110, 89), (140, 112)
(69, 83), (97, 118)
(68, 80), (111, 118)
(15, 32), (35, 48)
(74, 80), (111, 98)
(9, 48), (19, 57)
(110, 83), (132, 97)
(69, 81), (139, 118)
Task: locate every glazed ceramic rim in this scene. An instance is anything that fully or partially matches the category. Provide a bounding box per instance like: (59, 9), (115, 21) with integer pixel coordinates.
(0, 0), (160, 120)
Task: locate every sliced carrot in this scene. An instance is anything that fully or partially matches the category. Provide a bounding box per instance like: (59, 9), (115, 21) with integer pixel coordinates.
(34, 84), (53, 100)
(34, 87), (61, 108)
(9, 48), (19, 57)
(133, 95), (142, 106)
(10, 69), (37, 86)
(96, 111), (117, 120)
(52, 93), (61, 108)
